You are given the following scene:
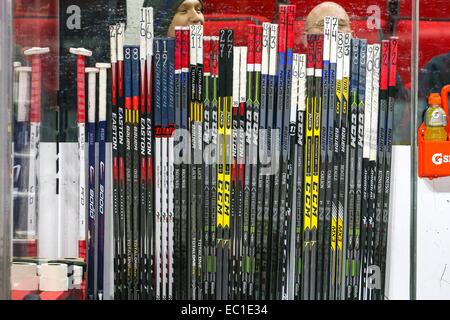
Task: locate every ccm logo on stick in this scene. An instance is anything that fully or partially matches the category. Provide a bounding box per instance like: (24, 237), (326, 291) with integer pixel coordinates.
(432, 153), (450, 165)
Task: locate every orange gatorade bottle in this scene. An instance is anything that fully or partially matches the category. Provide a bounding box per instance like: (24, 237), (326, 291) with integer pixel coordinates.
(424, 93), (448, 141)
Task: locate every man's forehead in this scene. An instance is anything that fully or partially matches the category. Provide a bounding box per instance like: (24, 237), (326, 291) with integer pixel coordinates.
(179, 0), (203, 7)
(311, 9), (348, 23)
(307, 9), (350, 32)
(307, 2), (350, 24)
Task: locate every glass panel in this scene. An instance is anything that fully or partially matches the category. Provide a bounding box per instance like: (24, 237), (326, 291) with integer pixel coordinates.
(0, 0), (13, 301)
(416, 0), (450, 300)
(5, 0), (416, 300)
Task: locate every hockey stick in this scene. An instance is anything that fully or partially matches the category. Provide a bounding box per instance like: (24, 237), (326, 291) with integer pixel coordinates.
(96, 62), (111, 300)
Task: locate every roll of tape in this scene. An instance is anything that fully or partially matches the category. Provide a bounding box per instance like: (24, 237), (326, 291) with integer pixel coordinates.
(11, 275), (39, 291)
(39, 277), (69, 292)
(72, 275), (82, 286)
(11, 262), (37, 278)
(73, 265), (83, 277)
(40, 263), (68, 279)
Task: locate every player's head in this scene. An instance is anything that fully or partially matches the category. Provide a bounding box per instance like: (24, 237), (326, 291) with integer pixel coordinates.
(145, 0), (204, 37)
(302, 2), (351, 47)
(306, 1), (351, 34)
(167, 0), (204, 37)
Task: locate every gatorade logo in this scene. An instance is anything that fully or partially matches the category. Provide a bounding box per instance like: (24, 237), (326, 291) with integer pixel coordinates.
(432, 153), (450, 165)
(432, 111), (440, 119)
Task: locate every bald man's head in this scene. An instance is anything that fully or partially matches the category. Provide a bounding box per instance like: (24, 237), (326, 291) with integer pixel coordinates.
(306, 2), (351, 34)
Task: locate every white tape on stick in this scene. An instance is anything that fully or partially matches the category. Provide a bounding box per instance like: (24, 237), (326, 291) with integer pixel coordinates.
(40, 263), (68, 279)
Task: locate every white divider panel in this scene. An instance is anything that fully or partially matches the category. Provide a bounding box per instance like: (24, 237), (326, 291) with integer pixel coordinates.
(59, 142), (79, 258)
(38, 142), (58, 258)
(417, 174), (450, 299)
(385, 145), (411, 300)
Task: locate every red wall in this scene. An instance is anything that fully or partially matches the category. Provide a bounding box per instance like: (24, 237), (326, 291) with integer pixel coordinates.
(12, 0), (450, 89)
(14, 0), (59, 92)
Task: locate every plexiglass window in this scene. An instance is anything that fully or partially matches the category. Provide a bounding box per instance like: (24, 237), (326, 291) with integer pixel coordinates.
(0, 0), (425, 300)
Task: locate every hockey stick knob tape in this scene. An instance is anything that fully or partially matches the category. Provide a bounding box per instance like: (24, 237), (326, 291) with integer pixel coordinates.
(85, 67), (99, 73)
(69, 47), (92, 57)
(95, 63), (111, 69)
(24, 47), (50, 56)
